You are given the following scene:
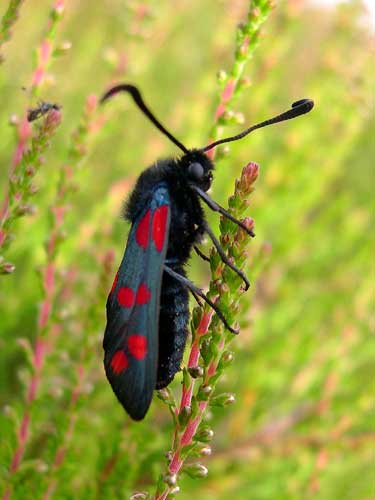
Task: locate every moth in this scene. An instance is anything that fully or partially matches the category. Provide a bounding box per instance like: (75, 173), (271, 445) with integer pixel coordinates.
(101, 84), (313, 420)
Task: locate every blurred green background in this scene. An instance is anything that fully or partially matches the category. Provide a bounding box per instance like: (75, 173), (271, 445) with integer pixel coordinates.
(0, 0), (373, 499)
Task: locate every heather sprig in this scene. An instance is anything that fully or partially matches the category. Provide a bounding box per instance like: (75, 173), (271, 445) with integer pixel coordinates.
(0, 108), (62, 274)
(42, 249), (115, 500)
(0, 1), (66, 273)
(208, 0), (273, 160)
(154, 162), (259, 499)
(0, 0), (25, 63)
(29, 0), (65, 97)
(13, 51), (129, 496)
(151, 3), (272, 497)
(2, 90), (106, 500)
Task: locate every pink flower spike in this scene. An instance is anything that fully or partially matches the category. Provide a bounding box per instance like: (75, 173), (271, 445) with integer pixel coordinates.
(245, 161), (259, 178)
(214, 103), (226, 121)
(34, 339), (45, 371)
(0, 230), (7, 247)
(85, 94), (98, 115)
(196, 311), (213, 336)
(54, 0), (65, 15)
(222, 79), (236, 102)
(45, 264), (55, 294)
(45, 108), (62, 128)
(40, 40), (52, 64)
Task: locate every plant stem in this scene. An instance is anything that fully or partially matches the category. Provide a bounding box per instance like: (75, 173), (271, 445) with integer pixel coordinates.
(0, 0), (65, 273)
(0, 0), (25, 63)
(155, 162), (259, 499)
(207, 0), (273, 160)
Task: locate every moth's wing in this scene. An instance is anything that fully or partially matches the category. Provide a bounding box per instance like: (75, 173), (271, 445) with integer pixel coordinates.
(103, 185), (171, 420)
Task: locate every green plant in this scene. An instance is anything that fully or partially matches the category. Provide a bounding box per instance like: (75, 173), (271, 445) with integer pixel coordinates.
(0, 1), (372, 499)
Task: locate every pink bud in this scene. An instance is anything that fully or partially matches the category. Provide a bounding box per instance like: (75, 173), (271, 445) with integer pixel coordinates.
(200, 445), (212, 456)
(19, 118), (32, 141)
(245, 161), (259, 177)
(25, 166), (36, 176)
(262, 241), (272, 255)
(9, 114), (19, 125)
(45, 108), (62, 128)
(40, 40), (52, 64)
(18, 204), (36, 216)
(222, 79), (235, 102)
(240, 162), (259, 190)
(251, 6), (261, 18)
(1, 262), (15, 274)
(242, 161), (259, 184)
(86, 94), (98, 115)
(54, 0), (65, 15)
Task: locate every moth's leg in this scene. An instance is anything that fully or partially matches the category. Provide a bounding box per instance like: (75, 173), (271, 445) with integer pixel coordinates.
(191, 290), (203, 307)
(194, 245), (210, 262)
(164, 265), (238, 334)
(202, 221), (250, 291)
(191, 185), (255, 237)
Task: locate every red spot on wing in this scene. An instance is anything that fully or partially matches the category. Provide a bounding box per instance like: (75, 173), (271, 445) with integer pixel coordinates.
(128, 335), (147, 360)
(110, 351), (128, 373)
(152, 205), (169, 252)
(136, 283), (151, 305)
(117, 287), (135, 307)
(135, 209), (151, 248)
(110, 272), (119, 295)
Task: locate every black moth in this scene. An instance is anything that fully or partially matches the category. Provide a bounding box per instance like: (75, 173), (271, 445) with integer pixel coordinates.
(27, 101), (61, 122)
(101, 84), (313, 420)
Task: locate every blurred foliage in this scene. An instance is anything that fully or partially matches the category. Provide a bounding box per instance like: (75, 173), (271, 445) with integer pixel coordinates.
(0, 0), (373, 499)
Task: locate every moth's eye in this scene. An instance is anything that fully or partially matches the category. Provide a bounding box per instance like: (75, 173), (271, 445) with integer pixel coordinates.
(188, 162), (204, 180)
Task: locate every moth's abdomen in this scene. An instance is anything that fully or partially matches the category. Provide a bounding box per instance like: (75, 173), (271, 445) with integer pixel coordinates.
(156, 267), (189, 389)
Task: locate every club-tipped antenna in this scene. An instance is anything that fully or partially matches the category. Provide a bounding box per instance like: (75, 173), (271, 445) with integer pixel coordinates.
(200, 98), (314, 153)
(100, 84), (189, 154)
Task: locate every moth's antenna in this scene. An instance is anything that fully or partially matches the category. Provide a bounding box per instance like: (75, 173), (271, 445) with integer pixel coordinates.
(200, 98), (314, 153)
(100, 84), (188, 154)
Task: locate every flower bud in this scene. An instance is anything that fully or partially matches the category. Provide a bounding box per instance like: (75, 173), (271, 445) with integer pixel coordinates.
(183, 463), (208, 479)
(217, 69), (227, 84)
(218, 350), (234, 369)
(195, 443), (212, 456)
(188, 366), (204, 378)
(53, 0), (65, 17)
(210, 392), (236, 407)
(35, 460), (48, 473)
(0, 262), (15, 274)
(163, 473), (177, 487)
(234, 112), (245, 124)
(54, 40), (72, 56)
(200, 339), (213, 363)
(194, 426), (214, 443)
(197, 384), (213, 401)
(9, 114), (19, 126)
(178, 405), (192, 426)
(239, 76), (251, 89)
(156, 388), (175, 407)
(25, 166), (36, 176)
(130, 493), (149, 500)
(16, 204), (36, 216)
(85, 94), (98, 115)
(220, 145), (230, 156)
(235, 217), (254, 243)
(237, 162), (259, 194)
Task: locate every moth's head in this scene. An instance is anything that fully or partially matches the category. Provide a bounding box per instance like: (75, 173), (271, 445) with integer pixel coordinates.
(181, 150), (214, 192)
